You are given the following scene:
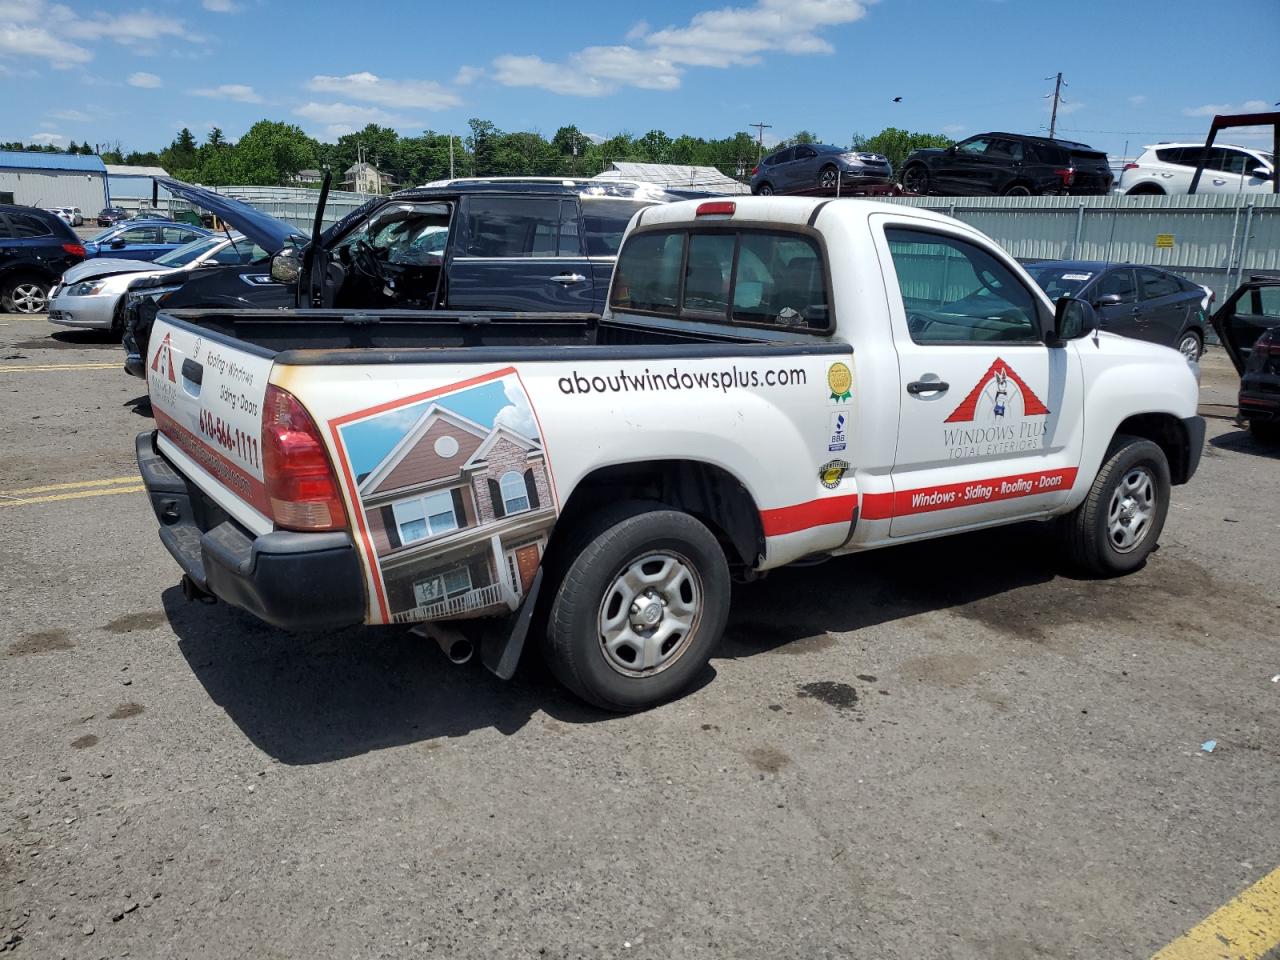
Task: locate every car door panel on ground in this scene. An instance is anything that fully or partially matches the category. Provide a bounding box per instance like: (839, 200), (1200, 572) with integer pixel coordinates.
(872, 217), (1084, 537)
(447, 196), (595, 312)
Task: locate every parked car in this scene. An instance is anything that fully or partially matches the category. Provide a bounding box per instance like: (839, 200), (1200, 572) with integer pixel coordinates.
(97, 206), (129, 226)
(122, 177), (682, 376)
(47, 208), (73, 224)
(901, 133), (1113, 197)
(750, 143), (893, 196)
(0, 203), (86, 313)
(58, 206), (84, 226)
(82, 219), (211, 262)
(1115, 143), (1275, 196)
(48, 233), (273, 338)
(1024, 260), (1210, 360)
(136, 196), (1202, 710)
(1209, 275), (1280, 442)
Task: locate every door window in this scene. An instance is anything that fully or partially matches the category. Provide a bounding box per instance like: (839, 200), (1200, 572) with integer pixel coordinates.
(770, 147), (796, 165)
(986, 139), (1024, 162)
(119, 226), (159, 244)
(794, 145), (817, 160)
(580, 197), (654, 258)
(1137, 268), (1179, 299)
(956, 138), (992, 156)
(458, 197), (581, 258)
(1095, 269), (1138, 303)
(885, 228), (1040, 344)
(7, 214), (54, 238)
(1257, 287), (1280, 318)
(610, 228), (830, 330)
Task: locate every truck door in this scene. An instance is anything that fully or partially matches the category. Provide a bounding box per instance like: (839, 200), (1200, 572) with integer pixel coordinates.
(446, 195), (595, 312)
(871, 217), (1085, 537)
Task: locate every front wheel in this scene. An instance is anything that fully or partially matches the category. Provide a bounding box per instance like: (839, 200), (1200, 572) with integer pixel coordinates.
(902, 165), (929, 195)
(545, 505), (730, 712)
(1058, 436), (1171, 576)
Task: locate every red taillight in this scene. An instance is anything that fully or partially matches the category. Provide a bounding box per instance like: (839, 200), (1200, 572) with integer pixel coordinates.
(1054, 168), (1076, 187)
(62, 242), (86, 257)
(696, 201), (736, 217)
(750, 165), (759, 177)
(261, 384), (346, 532)
(1122, 162), (1139, 172)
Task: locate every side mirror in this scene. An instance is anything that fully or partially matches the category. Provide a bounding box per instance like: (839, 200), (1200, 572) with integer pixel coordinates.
(109, 238), (127, 249)
(1053, 295), (1098, 342)
(1094, 293), (1122, 307)
(1253, 166), (1275, 182)
(270, 247), (302, 284)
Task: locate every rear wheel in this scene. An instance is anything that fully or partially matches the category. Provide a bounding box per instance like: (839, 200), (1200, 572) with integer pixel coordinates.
(1177, 329), (1203, 362)
(755, 181), (774, 196)
(545, 504), (730, 712)
(1127, 184), (1165, 196)
(1, 276), (51, 314)
(902, 164), (929, 195)
(1058, 436), (1171, 576)
(1002, 182), (1034, 197)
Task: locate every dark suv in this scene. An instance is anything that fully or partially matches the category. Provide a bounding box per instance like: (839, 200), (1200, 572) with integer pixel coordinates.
(0, 204), (86, 314)
(900, 133), (1112, 197)
(751, 143), (893, 196)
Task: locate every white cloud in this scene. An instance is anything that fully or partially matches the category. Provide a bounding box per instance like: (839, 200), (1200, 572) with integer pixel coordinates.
(1127, 94), (1147, 107)
(30, 131), (67, 146)
(202, 0), (239, 11)
(0, 0), (201, 66)
(493, 0), (869, 96)
(1183, 99), (1269, 117)
(48, 108), (91, 122)
(304, 72), (459, 110)
(453, 65), (482, 86)
(63, 9), (199, 46)
(493, 381), (538, 440)
(293, 101), (422, 136)
(190, 83), (262, 103)
(0, 23), (92, 66)
(128, 71), (162, 87)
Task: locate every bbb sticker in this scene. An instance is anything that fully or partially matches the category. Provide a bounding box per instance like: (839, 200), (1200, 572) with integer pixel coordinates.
(828, 409), (849, 452)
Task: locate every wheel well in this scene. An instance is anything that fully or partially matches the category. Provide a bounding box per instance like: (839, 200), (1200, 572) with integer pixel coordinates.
(1113, 413), (1194, 484)
(551, 460), (763, 573)
(0, 266), (55, 288)
(1127, 184), (1165, 196)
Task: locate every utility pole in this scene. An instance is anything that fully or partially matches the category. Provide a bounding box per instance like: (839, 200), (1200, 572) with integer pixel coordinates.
(750, 122), (772, 161)
(1045, 72), (1066, 139)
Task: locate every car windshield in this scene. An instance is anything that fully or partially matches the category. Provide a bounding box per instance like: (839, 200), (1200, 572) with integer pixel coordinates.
(1026, 265), (1096, 299)
(89, 226), (119, 242)
(153, 236), (225, 267)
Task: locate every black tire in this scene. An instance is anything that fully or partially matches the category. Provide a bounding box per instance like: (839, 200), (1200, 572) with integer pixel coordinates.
(901, 164), (929, 195)
(1250, 420), (1280, 445)
(1058, 435), (1171, 576)
(1176, 329), (1203, 362)
(1, 274), (52, 314)
(819, 165), (840, 192)
(545, 503), (730, 712)
(1002, 182), (1034, 197)
(755, 182), (774, 196)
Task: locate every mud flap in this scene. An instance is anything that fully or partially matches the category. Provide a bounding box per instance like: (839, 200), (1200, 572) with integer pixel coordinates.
(480, 568), (543, 680)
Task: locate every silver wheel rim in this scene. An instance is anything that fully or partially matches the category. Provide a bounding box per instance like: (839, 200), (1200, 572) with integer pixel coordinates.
(1107, 466), (1156, 554)
(598, 551), (702, 677)
(759, 184), (772, 195)
(1179, 334), (1200, 361)
(10, 282), (48, 313)
(821, 168), (837, 189)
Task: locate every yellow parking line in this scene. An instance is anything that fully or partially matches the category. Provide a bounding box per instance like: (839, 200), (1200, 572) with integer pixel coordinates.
(0, 484), (145, 507)
(0, 361), (119, 373)
(1153, 865), (1280, 960)
(1, 476), (138, 496)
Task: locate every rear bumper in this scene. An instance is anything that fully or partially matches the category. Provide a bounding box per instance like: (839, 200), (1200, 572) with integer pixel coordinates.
(136, 430), (366, 631)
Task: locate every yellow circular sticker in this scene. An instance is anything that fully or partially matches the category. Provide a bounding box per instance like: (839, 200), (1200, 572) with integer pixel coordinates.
(819, 459), (849, 489)
(827, 362), (852, 401)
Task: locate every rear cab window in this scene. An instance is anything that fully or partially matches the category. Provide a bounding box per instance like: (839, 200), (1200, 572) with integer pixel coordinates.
(610, 227), (831, 333)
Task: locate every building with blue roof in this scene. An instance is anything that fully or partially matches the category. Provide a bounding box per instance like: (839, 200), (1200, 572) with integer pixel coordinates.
(0, 150), (109, 214)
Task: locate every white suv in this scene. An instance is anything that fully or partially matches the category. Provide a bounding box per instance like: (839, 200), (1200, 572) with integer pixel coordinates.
(1115, 143), (1275, 195)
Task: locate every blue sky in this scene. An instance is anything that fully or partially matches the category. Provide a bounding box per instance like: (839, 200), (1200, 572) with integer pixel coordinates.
(2, 0), (1277, 159)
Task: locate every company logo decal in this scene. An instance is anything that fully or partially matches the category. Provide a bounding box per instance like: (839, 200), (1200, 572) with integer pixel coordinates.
(819, 459), (849, 490)
(827, 409), (848, 452)
(945, 358), (1049, 423)
(827, 362), (852, 402)
(150, 332), (176, 383)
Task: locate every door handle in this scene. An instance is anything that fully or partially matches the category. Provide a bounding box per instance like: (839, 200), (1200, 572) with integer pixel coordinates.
(907, 380), (949, 395)
(1130, 307), (1141, 316)
(181, 358), (203, 385)
(549, 273), (586, 284)
(1212, 178), (1227, 185)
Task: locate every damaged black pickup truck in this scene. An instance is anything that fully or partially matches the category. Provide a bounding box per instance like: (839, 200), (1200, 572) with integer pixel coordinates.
(1211, 275), (1280, 443)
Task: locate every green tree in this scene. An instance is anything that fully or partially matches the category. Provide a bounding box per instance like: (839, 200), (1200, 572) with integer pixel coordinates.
(789, 130), (819, 145)
(207, 126), (226, 149)
(850, 127), (955, 171)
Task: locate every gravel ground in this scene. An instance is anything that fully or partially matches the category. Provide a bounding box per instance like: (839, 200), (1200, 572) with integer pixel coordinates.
(1, 319), (1277, 959)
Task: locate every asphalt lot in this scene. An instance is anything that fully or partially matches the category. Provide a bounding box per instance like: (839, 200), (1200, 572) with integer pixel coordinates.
(1, 315), (1278, 959)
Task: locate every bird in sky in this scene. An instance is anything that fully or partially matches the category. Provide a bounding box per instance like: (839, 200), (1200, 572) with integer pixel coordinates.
(891, 96), (903, 103)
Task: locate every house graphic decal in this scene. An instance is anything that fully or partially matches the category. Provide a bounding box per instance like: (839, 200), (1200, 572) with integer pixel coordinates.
(334, 371), (557, 625)
(945, 357), (1049, 423)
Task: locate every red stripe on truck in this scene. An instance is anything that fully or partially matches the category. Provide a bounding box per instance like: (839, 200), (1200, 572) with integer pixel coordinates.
(761, 495), (859, 535)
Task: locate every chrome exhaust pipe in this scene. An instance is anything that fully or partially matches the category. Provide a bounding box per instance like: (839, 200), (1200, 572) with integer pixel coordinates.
(410, 623), (473, 665)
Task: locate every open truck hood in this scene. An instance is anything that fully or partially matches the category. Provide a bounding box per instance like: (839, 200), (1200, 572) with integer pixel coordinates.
(156, 178), (304, 254)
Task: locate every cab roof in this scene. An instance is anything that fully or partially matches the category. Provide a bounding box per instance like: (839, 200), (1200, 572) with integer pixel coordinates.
(634, 195), (967, 231)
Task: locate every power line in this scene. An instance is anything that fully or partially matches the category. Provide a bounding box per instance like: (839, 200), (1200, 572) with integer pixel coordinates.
(749, 122), (772, 161)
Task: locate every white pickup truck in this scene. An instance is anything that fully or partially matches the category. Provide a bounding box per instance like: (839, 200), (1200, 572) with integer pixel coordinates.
(137, 197), (1204, 710)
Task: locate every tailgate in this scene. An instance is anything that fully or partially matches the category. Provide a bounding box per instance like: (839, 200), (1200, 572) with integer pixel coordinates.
(145, 316), (275, 527)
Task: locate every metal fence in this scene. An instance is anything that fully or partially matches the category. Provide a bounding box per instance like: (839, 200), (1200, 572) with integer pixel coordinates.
(885, 193), (1280, 303)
